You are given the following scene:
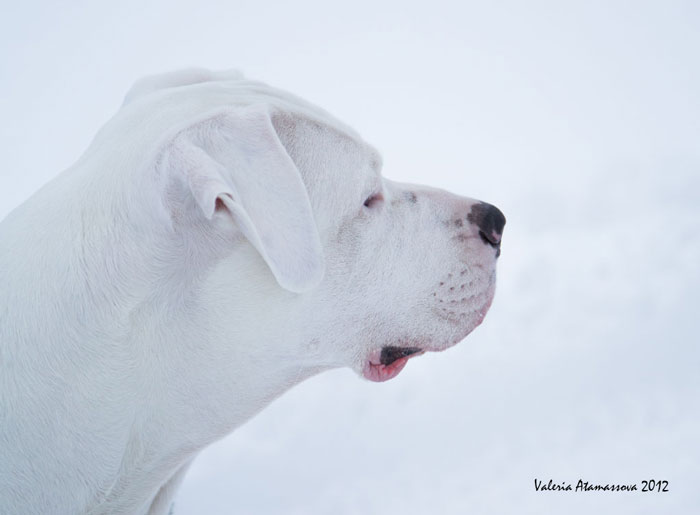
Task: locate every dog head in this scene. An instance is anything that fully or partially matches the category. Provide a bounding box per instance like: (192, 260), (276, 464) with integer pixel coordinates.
(122, 69), (505, 384)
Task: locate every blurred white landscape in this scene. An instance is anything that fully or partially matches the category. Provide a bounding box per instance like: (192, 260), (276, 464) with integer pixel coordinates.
(1, 1), (698, 514)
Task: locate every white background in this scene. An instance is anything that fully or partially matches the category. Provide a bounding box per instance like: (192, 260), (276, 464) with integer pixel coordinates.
(1, 1), (699, 513)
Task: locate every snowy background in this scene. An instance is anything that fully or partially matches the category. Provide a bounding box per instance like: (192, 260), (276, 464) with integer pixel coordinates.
(2, 1), (699, 513)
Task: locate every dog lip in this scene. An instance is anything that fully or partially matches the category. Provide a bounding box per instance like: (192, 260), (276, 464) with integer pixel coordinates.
(379, 346), (423, 366)
(362, 346), (425, 382)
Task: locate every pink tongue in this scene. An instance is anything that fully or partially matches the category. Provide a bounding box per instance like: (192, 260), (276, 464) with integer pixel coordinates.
(363, 356), (410, 382)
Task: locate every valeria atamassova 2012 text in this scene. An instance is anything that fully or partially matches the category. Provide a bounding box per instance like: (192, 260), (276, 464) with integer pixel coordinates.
(534, 479), (669, 492)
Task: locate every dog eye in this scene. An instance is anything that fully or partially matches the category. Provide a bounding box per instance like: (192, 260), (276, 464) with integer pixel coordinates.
(363, 192), (384, 209)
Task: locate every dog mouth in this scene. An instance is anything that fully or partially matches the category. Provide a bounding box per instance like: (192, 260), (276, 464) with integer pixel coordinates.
(362, 346), (425, 382)
(360, 288), (497, 383)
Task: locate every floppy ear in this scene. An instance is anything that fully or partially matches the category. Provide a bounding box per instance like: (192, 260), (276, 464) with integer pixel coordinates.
(165, 104), (325, 293)
(123, 68), (244, 106)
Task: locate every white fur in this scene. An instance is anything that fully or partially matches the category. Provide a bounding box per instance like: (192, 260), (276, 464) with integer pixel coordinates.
(0, 69), (500, 514)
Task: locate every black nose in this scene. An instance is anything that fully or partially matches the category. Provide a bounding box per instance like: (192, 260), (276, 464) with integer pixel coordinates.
(467, 202), (506, 251)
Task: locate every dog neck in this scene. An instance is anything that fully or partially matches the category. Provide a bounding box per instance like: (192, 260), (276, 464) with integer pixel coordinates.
(0, 159), (331, 513)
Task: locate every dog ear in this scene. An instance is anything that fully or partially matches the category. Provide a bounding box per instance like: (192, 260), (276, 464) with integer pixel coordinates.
(164, 105), (325, 293)
(123, 68), (244, 105)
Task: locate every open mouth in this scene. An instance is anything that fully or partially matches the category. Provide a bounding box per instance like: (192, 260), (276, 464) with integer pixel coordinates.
(363, 346), (424, 382)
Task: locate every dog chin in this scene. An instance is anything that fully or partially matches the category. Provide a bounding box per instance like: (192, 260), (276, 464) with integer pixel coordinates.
(358, 289), (496, 382)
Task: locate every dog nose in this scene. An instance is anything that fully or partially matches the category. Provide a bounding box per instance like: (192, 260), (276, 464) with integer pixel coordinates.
(467, 202), (506, 250)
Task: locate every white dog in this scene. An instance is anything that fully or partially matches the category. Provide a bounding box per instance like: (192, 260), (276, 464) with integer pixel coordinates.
(0, 69), (505, 514)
